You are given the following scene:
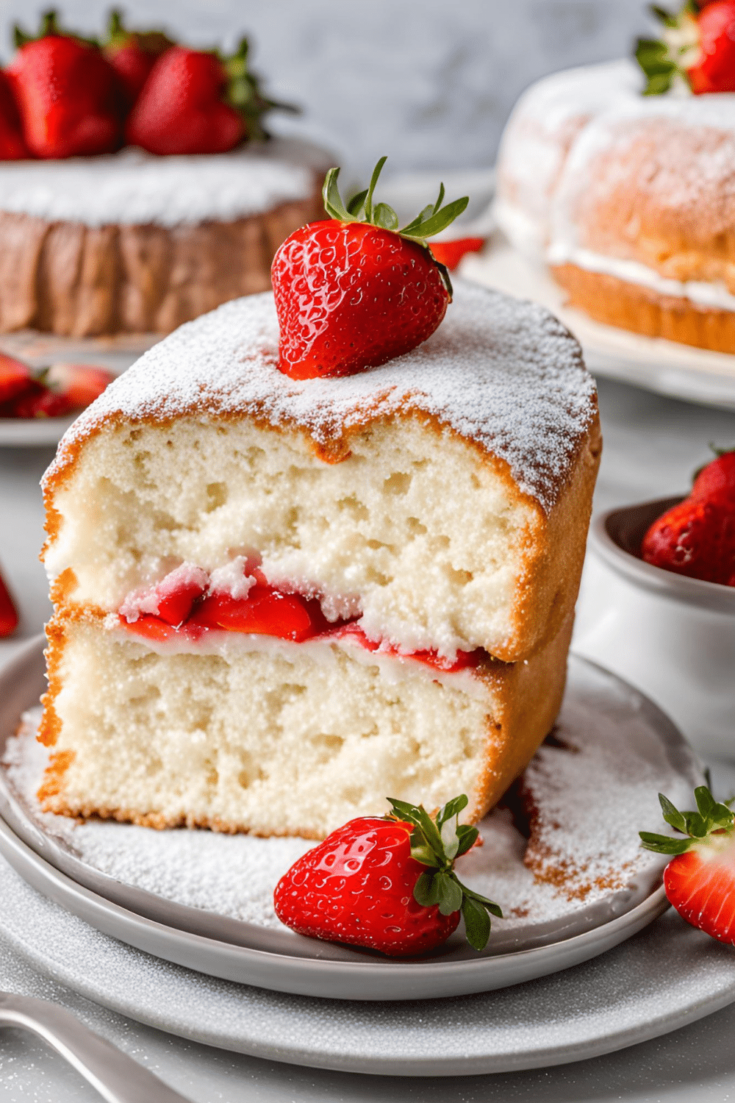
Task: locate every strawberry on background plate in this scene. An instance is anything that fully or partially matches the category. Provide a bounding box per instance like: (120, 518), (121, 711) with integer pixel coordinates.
(126, 38), (293, 155)
(0, 72), (29, 160)
(0, 568), (18, 637)
(8, 10), (124, 158)
(641, 785), (735, 944)
(636, 0), (735, 94)
(271, 158), (469, 380)
(274, 794), (501, 957)
(641, 447), (735, 586)
(103, 9), (174, 107)
(0, 358), (114, 418)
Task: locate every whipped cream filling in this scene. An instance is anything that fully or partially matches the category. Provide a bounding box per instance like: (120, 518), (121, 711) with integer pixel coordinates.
(548, 243), (735, 312)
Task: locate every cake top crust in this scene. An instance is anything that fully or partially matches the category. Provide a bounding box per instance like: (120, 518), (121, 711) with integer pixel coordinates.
(45, 281), (596, 514)
(0, 138), (328, 228)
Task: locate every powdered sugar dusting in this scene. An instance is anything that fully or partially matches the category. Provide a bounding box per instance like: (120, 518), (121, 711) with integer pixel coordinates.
(46, 281), (596, 514)
(2, 660), (700, 939)
(0, 139), (327, 228)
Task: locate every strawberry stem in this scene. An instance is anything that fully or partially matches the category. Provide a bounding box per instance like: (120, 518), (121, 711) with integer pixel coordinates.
(322, 158), (469, 299)
(387, 793), (502, 951)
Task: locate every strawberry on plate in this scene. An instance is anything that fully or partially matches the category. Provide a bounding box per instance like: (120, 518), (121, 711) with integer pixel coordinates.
(641, 447), (735, 586)
(430, 236), (485, 271)
(274, 794), (500, 956)
(636, 0), (735, 94)
(0, 358), (114, 418)
(0, 568), (18, 637)
(271, 158), (469, 380)
(8, 11), (125, 159)
(641, 785), (735, 944)
(0, 354), (34, 405)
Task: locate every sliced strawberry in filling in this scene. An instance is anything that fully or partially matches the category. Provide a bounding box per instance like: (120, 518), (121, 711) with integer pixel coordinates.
(120, 563), (482, 670)
(190, 585), (323, 642)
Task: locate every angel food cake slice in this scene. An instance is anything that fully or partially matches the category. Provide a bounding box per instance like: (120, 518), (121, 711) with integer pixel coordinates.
(40, 278), (600, 838)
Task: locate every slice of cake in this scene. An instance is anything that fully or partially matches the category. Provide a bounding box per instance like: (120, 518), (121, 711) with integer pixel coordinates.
(39, 278), (600, 838)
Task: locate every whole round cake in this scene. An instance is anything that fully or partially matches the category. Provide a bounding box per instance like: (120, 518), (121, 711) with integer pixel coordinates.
(496, 23), (735, 354)
(0, 11), (330, 338)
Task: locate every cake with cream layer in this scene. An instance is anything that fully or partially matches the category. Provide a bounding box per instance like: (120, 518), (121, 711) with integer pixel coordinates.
(0, 138), (328, 338)
(39, 280), (600, 838)
(496, 60), (735, 352)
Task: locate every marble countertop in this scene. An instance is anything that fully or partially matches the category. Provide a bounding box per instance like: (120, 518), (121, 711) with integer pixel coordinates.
(1, 375), (734, 1102)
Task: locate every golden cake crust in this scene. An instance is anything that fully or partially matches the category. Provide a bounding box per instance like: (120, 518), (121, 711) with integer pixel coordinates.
(553, 263), (735, 352)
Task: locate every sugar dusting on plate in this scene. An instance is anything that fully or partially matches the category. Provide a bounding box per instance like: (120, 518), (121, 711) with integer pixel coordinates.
(2, 660), (698, 936)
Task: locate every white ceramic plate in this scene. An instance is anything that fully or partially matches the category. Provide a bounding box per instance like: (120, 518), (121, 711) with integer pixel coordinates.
(1, 849), (735, 1076)
(0, 637), (704, 1005)
(0, 330), (157, 448)
(462, 239), (735, 410)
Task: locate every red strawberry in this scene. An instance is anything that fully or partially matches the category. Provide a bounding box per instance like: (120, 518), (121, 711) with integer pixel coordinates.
(0, 354), (34, 404)
(0, 71), (29, 160)
(689, 0), (735, 92)
(636, 0), (735, 94)
(691, 446), (735, 503)
(641, 786), (735, 944)
(272, 158), (468, 380)
(0, 568), (18, 637)
(125, 36), (290, 156)
(191, 584), (321, 640)
(103, 10), (174, 107)
(430, 236), (485, 271)
(125, 46), (242, 155)
(8, 12), (124, 159)
(274, 794), (500, 956)
(641, 448), (735, 585)
(43, 363), (114, 410)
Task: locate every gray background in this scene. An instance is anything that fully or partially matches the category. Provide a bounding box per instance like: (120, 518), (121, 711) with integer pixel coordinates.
(0, 0), (656, 174)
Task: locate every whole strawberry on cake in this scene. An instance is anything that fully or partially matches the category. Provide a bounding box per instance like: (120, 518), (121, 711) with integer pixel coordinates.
(495, 0), (735, 353)
(38, 161), (601, 839)
(0, 9), (328, 337)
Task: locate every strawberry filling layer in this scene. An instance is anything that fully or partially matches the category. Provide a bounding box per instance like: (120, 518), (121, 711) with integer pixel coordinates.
(119, 563), (481, 675)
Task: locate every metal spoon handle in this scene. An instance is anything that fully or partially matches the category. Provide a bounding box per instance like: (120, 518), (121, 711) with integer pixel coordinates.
(0, 992), (191, 1102)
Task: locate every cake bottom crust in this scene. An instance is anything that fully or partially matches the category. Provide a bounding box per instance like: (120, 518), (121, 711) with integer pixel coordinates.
(552, 263), (735, 354)
(39, 614), (573, 838)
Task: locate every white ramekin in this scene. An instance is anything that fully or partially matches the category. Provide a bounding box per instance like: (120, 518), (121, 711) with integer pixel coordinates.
(574, 497), (735, 761)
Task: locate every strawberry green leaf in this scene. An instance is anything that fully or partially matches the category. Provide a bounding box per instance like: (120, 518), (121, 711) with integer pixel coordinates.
(320, 157), (469, 262)
(462, 895), (491, 952)
(414, 870), (441, 907)
(683, 811), (707, 838)
(455, 824), (479, 857)
(438, 795), (469, 826)
(436, 872), (463, 916)
(639, 831), (692, 855)
(346, 189), (368, 217)
(363, 156), (388, 223)
(659, 793), (687, 834)
(695, 786), (718, 819)
(440, 820), (460, 861)
(373, 203), (399, 231)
